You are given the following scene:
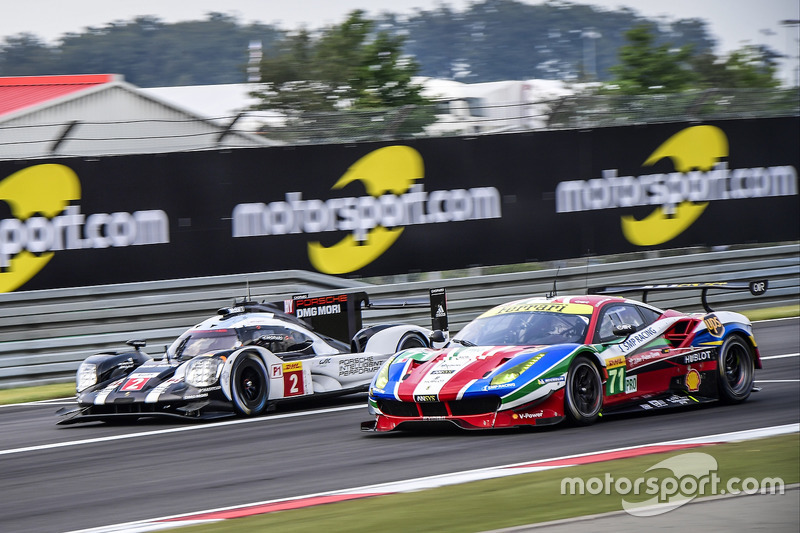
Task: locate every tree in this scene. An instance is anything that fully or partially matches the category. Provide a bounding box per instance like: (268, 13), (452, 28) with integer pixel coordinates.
(691, 45), (781, 88)
(0, 34), (57, 75)
(249, 10), (431, 114)
(607, 24), (696, 93)
(0, 14), (281, 87)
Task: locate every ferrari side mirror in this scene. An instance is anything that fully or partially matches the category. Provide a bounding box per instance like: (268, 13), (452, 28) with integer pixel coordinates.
(612, 324), (636, 337)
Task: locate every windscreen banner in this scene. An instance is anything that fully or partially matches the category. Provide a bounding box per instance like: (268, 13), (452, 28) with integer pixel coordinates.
(0, 117), (797, 292)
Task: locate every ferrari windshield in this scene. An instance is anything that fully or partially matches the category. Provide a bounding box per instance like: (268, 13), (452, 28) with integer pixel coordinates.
(454, 310), (591, 346)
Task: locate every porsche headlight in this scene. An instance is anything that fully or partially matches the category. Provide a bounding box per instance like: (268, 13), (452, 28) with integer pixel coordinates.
(185, 357), (223, 387)
(490, 356), (541, 386)
(76, 362), (97, 393)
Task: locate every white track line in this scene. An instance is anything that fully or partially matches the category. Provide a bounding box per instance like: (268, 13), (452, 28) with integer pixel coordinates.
(0, 404), (363, 456)
(761, 353), (799, 360)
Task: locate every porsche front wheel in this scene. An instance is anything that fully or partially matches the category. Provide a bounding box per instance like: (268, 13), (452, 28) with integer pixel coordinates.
(564, 355), (603, 425)
(230, 352), (269, 416)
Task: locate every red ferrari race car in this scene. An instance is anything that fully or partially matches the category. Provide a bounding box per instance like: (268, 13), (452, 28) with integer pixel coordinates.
(362, 281), (767, 432)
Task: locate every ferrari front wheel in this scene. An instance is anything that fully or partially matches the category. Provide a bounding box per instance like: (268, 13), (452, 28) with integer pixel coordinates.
(717, 335), (755, 404)
(564, 355), (603, 425)
(230, 352), (269, 416)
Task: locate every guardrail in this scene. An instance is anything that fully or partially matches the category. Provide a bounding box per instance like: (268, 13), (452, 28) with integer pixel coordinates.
(0, 244), (797, 389)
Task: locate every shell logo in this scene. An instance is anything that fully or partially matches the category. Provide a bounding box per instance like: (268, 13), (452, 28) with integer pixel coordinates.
(685, 368), (701, 392)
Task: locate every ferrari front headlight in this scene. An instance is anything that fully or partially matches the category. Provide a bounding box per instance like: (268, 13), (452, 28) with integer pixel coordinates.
(76, 362), (97, 393)
(185, 357), (223, 387)
(490, 355), (543, 386)
(373, 355), (398, 391)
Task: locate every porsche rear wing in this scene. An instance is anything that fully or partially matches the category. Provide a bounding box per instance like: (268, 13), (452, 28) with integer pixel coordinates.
(589, 280), (768, 313)
(280, 288), (448, 344)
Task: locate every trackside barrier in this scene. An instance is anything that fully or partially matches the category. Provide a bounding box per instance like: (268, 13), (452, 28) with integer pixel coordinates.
(0, 245), (797, 389)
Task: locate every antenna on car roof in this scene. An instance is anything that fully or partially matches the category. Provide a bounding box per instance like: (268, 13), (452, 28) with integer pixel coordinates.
(546, 266), (560, 298)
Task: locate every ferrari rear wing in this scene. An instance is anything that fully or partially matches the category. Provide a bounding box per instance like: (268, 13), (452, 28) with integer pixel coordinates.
(589, 280), (768, 313)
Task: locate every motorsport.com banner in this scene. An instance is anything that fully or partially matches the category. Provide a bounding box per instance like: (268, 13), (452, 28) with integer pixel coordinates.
(0, 116), (797, 291)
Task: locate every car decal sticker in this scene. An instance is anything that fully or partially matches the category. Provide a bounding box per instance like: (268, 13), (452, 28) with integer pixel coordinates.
(498, 347), (577, 407)
(478, 301), (593, 318)
(120, 372), (160, 392)
(145, 377), (182, 403)
(94, 378), (125, 405)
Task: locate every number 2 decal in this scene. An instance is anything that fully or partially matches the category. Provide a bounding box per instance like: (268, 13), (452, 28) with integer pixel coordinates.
(288, 373), (299, 394)
(282, 362), (304, 397)
(121, 376), (149, 391)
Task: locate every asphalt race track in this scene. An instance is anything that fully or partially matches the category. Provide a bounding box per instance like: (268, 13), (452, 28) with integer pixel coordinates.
(1, 318), (798, 533)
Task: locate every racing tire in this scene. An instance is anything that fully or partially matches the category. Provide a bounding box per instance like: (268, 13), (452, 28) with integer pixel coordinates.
(230, 352), (269, 416)
(396, 332), (429, 351)
(564, 355), (603, 425)
(717, 335), (755, 404)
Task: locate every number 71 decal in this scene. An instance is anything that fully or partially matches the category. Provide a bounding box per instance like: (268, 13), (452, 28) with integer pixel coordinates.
(606, 360), (637, 395)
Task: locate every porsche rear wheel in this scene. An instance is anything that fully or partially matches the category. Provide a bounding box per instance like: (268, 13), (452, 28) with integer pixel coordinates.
(564, 355), (603, 425)
(397, 332), (428, 351)
(231, 352), (269, 416)
(717, 335), (755, 404)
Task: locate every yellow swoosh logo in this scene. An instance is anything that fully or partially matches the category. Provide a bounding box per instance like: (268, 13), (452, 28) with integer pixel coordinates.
(308, 146), (423, 274)
(0, 164), (81, 292)
(622, 125), (728, 246)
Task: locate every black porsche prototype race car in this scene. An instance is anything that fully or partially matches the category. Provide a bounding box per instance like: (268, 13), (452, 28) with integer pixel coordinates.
(57, 288), (448, 424)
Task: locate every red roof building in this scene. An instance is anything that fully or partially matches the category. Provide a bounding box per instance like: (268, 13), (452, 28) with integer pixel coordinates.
(0, 74), (119, 118)
(0, 74), (274, 160)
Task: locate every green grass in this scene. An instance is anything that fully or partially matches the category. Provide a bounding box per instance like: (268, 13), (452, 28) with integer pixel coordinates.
(0, 382), (75, 404)
(177, 434), (799, 532)
(742, 305), (800, 321)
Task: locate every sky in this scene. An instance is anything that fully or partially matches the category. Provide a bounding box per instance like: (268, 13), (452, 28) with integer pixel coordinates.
(3, 0), (799, 83)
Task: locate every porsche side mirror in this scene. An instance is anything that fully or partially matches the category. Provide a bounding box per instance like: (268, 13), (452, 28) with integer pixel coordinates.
(612, 324), (636, 337)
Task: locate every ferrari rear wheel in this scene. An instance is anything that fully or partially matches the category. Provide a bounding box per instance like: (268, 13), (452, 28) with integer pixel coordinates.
(717, 335), (755, 404)
(231, 352), (269, 416)
(564, 355), (603, 425)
